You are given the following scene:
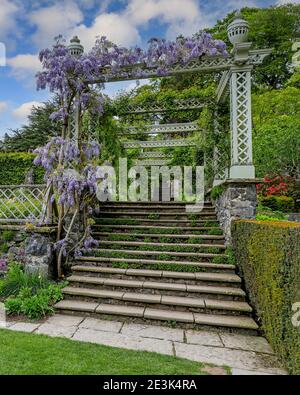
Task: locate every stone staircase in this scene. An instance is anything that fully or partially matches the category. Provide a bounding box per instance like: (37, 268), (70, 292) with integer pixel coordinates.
(55, 201), (258, 334)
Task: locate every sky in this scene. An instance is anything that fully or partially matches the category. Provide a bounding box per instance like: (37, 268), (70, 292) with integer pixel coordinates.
(0, 0), (298, 137)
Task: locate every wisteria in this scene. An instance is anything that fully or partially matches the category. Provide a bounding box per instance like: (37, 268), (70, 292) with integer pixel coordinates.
(34, 137), (101, 275)
(36, 33), (227, 121)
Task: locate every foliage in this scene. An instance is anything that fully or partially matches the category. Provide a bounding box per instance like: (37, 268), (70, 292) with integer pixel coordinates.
(256, 204), (288, 221)
(5, 283), (64, 319)
(210, 5), (300, 89)
(0, 230), (15, 242)
(0, 262), (64, 319)
(232, 220), (300, 374)
(0, 99), (61, 153)
(260, 196), (295, 213)
(0, 262), (49, 298)
(252, 87), (300, 177)
(0, 153), (44, 185)
(210, 184), (226, 200)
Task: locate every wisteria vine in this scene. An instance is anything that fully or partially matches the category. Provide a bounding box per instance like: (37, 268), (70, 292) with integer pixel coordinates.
(34, 32), (227, 277)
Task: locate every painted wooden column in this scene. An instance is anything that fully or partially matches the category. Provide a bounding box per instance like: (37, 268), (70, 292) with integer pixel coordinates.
(227, 12), (255, 179)
(68, 36), (84, 146)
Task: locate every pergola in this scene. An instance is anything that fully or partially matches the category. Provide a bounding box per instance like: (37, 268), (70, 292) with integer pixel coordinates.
(68, 13), (271, 187)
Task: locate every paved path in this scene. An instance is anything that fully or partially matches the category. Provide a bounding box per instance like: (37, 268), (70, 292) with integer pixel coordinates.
(4, 314), (287, 375)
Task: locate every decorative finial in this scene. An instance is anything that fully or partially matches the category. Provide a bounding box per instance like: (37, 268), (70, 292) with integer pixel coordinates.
(68, 36), (84, 57)
(227, 10), (249, 45)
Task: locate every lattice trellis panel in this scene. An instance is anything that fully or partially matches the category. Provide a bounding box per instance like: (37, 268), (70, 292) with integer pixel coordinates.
(138, 152), (172, 159)
(133, 159), (170, 166)
(120, 98), (207, 114)
(119, 122), (200, 135)
(0, 185), (46, 223)
(69, 109), (77, 141)
(230, 69), (253, 166)
(123, 139), (196, 149)
(213, 147), (228, 181)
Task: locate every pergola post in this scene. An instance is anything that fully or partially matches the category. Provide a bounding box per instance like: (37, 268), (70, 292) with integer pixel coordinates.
(229, 65), (254, 178)
(227, 12), (255, 179)
(68, 36), (84, 146)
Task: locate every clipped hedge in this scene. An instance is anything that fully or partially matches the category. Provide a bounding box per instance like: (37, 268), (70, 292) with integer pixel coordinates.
(232, 220), (300, 374)
(0, 153), (44, 185)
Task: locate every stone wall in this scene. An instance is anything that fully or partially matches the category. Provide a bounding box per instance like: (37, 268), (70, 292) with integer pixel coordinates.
(0, 226), (56, 278)
(214, 181), (257, 244)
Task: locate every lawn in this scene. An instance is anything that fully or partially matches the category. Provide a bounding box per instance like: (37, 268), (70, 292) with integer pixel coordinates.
(0, 329), (209, 375)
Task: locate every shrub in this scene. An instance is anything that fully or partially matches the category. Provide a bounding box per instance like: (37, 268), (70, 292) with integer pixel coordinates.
(1, 230), (15, 242)
(256, 204), (288, 221)
(232, 220), (300, 374)
(0, 262), (49, 298)
(1, 263), (65, 319)
(260, 196), (295, 212)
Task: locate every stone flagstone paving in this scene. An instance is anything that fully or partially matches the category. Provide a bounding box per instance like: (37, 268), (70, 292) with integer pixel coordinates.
(4, 314), (287, 375)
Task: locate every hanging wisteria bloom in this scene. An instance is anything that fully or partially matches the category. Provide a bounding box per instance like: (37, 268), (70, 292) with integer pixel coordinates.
(36, 33), (227, 121)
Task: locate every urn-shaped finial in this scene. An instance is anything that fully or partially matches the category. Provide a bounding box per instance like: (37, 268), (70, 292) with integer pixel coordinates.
(68, 36), (84, 57)
(227, 11), (249, 45)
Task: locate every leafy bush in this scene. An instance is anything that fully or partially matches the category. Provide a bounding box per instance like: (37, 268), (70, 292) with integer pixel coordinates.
(1, 263), (65, 319)
(232, 220), (300, 374)
(1, 230), (15, 242)
(260, 196), (295, 212)
(0, 262), (49, 298)
(256, 204), (288, 221)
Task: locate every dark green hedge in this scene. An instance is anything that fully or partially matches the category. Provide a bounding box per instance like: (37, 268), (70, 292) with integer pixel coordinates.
(260, 196), (295, 212)
(232, 220), (300, 374)
(0, 153), (44, 185)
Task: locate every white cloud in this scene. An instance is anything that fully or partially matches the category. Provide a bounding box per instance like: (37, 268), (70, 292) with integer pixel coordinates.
(12, 101), (44, 121)
(29, 1), (84, 48)
(0, 102), (8, 113)
(0, 0), (19, 41)
(75, 12), (140, 49)
(7, 54), (41, 80)
(276, 0), (300, 4)
(125, 0), (203, 38)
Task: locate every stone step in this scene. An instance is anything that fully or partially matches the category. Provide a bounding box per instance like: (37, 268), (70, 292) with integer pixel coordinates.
(89, 248), (227, 260)
(99, 201), (213, 207)
(92, 224), (221, 231)
(67, 275), (245, 298)
(72, 265), (241, 283)
(75, 256), (235, 273)
(95, 211), (217, 217)
(96, 240), (226, 250)
(92, 224), (220, 232)
(55, 300), (258, 331)
(62, 286), (252, 313)
(93, 232), (225, 241)
(95, 219), (219, 225)
(100, 207), (216, 213)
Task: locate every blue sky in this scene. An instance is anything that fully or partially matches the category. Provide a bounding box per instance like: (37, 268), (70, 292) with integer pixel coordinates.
(0, 0), (297, 137)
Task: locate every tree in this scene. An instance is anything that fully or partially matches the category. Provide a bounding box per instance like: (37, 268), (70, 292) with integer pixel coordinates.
(0, 98), (61, 152)
(210, 4), (300, 89)
(252, 80), (300, 177)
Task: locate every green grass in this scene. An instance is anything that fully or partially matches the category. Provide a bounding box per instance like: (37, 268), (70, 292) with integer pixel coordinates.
(0, 329), (210, 375)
